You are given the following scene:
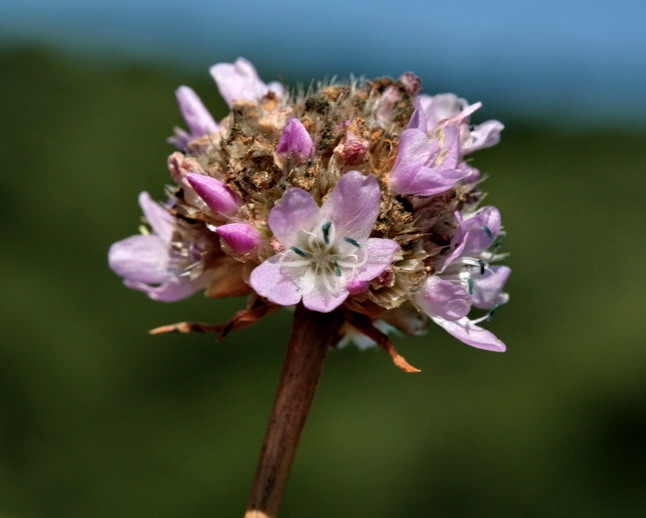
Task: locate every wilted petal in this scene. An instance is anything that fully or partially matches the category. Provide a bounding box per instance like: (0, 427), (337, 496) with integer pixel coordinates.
(175, 86), (218, 137)
(276, 117), (314, 159)
(432, 316), (506, 352)
(186, 174), (240, 216)
(249, 255), (302, 306)
(268, 188), (320, 246)
(320, 171), (381, 244)
(352, 238), (400, 282)
(108, 234), (170, 285)
(415, 275), (471, 321)
(471, 266), (511, 310)
(138, 192), (174, 242)
(217, 223), (261, 254)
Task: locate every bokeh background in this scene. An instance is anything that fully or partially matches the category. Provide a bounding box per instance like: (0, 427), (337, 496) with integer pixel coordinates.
(1, 1), (645, 516)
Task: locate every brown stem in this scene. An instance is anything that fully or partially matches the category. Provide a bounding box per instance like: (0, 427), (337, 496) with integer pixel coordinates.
(244, 305), (342, 518)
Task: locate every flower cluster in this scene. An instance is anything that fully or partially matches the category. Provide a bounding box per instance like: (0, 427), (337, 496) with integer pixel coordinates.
(109, 58), (510, 368)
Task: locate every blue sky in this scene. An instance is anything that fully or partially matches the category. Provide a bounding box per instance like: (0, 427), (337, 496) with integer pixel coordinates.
(2, 0), (645, 126)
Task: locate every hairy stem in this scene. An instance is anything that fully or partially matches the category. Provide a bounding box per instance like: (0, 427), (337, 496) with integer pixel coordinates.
(244, 305), (342, 518)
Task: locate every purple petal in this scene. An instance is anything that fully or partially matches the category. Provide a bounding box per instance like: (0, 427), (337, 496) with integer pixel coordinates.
(217, 223), (261, 254)
(346, 279), (370, 295)
(406, 99), (428, 131)
(390, 128), (468, 196)
(320, 171), (381, 244)
(471, 266), (511, 310)
(186, 174), (240, 216)
(138, 192), (174, 242)
(414, 275), (471, 321)
(124, 276), (196, 303)
(458, 206), (502, 256)
(352, 238), (400, 282)
(420, 93), (467, 129)
(394, 164), (469, 197)
(462, 120), (504, 154)
(108, 234), (170, 285)
(175, 86), (218, 138)
(302, 286), (349, 313)
(432, 316), (506, 352)
(276, 117), (314, 159)
(210, 57), (277, 107)
(268, 188), (320, 247)
(249, 255), (302, 306)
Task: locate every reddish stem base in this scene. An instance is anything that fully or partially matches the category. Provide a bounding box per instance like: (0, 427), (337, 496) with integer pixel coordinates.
(244, 305), (342, 518)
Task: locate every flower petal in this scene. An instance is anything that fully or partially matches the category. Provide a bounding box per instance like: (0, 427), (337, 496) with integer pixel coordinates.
(124, 276), (196, 303)
(249, 254), (302, 306)
(414, 275), (471, 321)
(108, 234), (170, 285)
(138, 192), (174, 242)
(462, 120), (504, 154)
(458, 206), (502, 256)
(268, 188), (320, 246)
(320, 171), (381, 244)
(217, 222), (261, 254)
(431, 316), (506, 352)
(186, 174), (240, 216)
(302, 286), (349, 313)
(352, 238), (400, 282)
(210, 57), (278, 107)
(276, 117), (314, 159)
(175, 86), (218, 138)
(471, 266), (511, 310)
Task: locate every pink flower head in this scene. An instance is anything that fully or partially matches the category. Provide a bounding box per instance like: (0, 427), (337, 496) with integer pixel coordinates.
(250, 171), (400, 312)
(389, 116), (470, 196)
(276, 117), (314, 160)
(210, 57), (284, 107)
(414, 206), (510, 351)
(108, 192), (199, 302)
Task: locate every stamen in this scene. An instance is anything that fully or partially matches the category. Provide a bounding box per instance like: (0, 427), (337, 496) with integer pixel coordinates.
(322, 221), (332, 245)
(478, 260), (486, 275)
(344, 237), (361, 248)
(333, 259), (342, 277)
(483, 225), (494, 241)
(486, 304), (499, 321)
(290, 246), (308, 257)
(467, 278), (474, 295)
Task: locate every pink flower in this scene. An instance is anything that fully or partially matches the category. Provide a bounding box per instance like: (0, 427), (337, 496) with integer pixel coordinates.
(250, 171), (400, 313)
(108, 193), (201, 302)
(168, 86), (218, 150)
(210, 57), (284, 107)
(414, 207), (511, 351)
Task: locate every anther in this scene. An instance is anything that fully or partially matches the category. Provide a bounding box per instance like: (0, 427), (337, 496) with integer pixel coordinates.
(290, 246), (308, 257)
(322, 221), (332, 245)
(483, 225), (494, 241)
(344, 237), (361, 248)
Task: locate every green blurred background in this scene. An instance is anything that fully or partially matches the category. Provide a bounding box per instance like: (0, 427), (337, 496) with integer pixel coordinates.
(1, 19), (646, 517)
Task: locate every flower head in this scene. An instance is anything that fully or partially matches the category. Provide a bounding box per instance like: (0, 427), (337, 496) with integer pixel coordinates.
(110, 59), (511, 370)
